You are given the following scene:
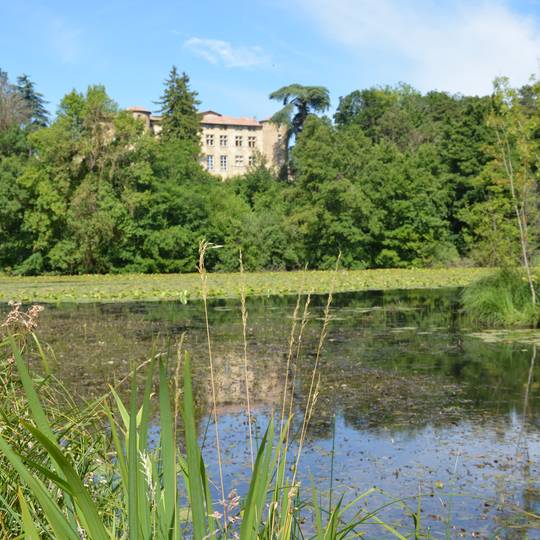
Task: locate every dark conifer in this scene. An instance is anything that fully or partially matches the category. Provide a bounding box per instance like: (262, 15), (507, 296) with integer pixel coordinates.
(16, 74), (49, 127)
(156, 66), (201, 144)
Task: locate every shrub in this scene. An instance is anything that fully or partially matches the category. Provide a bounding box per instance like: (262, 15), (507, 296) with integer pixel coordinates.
(462, 267), (540, 327)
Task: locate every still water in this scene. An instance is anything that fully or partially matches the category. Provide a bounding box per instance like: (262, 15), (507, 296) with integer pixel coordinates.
(5, 289), (540, 538)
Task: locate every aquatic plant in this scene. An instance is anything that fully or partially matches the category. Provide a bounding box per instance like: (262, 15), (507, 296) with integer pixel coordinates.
(0, 267), (491, 303)
(463, 267), (540, 327)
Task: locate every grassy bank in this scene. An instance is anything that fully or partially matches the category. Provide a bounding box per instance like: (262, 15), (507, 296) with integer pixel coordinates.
(0, 267), (492, 303)
(463, 268), (540, 327)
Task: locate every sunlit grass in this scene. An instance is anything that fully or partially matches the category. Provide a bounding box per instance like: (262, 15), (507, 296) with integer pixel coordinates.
(463, 267), (540, 327)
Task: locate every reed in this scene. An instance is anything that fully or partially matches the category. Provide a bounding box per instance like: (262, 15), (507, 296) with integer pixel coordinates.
(239, 250), (254, 470)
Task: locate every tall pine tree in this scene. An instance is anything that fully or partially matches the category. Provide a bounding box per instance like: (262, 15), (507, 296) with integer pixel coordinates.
(157, 66), (200, 144)
(16, 74), (49, 128)
(0, 69), (30, 131)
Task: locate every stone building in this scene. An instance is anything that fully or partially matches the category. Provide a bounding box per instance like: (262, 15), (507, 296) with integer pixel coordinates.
(127, 106), (286, 179)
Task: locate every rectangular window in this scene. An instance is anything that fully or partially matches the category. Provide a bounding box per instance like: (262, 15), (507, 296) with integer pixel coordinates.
(248, 155), (255, 167)
(206, 134), (214, 146)
(220, 135), (228, 147)
(248, 136), (256, 148)
(235, 155), (244, 166)
(235, 135), (243, 147)
(207, 155), (214, 171)
(220, 155), (227, 171)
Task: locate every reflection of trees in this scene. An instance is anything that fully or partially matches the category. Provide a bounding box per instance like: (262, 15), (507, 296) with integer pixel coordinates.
(12, 287), (540, 442)
(505, 345), (540, 535)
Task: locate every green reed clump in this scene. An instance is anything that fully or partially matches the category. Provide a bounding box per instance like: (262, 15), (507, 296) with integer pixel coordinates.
(463, 267), (540, 327)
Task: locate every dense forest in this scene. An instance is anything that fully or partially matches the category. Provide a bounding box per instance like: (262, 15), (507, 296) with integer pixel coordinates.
(0, 67), (538, 275)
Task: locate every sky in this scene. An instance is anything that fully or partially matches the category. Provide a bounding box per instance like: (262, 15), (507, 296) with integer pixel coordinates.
(2, 0), (540, 119)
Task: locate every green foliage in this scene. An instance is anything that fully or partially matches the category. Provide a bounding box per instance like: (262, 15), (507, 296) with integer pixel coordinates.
(157, 66), (201, 144)
(0, 71), (538, 275)
(460, 78), (540, 267)
(16, 74), (49, 128)
(290, 117), (453, 268)
(463, 268), (540, 327)
(269, 83), (330, 152)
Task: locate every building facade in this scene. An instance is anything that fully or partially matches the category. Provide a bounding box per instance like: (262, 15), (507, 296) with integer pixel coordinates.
(127, 107), (286, 179)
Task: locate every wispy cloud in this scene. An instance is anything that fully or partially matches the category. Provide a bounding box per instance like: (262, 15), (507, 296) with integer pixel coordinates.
(184, 37), (270, 68)
(294, 0), (540, 95)
(49, 18), (83, 64)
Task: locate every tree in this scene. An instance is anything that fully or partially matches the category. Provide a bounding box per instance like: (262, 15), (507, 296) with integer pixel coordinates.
(269, 84), (330, 151)
(156, 66), (201, 144)
(16, 85), (157, 274)
(0, 69), (30, 131)
(334, 88), (396, 134)
(486, 77), (540, 306)
(289, 115), (455, 269)
(334, 84), (435, 150)
(16, 74), (49, 128)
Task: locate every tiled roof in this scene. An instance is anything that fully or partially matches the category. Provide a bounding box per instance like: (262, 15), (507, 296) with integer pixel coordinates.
(127, 107), (264, 127)
(201, 112), (261, 127)
(127, 106), (151, 113)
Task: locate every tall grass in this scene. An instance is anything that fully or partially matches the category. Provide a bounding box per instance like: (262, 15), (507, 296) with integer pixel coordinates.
(462, 267), (540, 327)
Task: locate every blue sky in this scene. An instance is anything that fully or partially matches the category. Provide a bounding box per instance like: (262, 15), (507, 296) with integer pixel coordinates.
(2, 0), (540, 119)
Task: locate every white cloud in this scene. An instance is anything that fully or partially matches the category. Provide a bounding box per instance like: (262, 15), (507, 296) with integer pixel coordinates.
(49, 18), (83, 64)
(294, 0), (540, 95)
(184, 37), (270, 68)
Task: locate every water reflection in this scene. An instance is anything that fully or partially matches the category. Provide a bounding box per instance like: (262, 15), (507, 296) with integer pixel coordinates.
(2, 289), (540, 537)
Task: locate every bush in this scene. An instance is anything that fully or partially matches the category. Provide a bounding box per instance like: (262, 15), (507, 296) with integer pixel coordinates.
(462, 267), (540, 327)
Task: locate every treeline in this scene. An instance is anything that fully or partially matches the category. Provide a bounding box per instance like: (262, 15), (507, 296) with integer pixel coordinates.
(0, 67), (537, 274)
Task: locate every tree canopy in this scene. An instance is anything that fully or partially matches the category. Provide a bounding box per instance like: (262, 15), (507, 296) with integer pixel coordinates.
(0, 71), (538, 275)
(270, 84), (330, 143)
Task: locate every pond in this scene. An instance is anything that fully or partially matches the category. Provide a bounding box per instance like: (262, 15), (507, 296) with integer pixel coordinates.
(3, 288), (540, 539)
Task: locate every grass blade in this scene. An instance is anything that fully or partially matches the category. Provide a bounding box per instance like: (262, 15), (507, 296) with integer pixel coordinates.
(9, 335), (54, 442)
(128, 366), (139, 540)
(182, 352), (207, 540)
(18, 488), (41, 540)
(159, 358), (177, 538)
(22, 422), (109, 540)
(0, 434), (78, 540)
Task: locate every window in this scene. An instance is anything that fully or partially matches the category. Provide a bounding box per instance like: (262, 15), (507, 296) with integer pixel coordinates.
(248, 136), (256, 148)
(206, 134), (214, 146)
(206, 155), (214, 171)
(220, 155), (227, 171)
(235, 155), (244, 166)
(235, 135), (243, 147)
(220, 135), (228, 146)
(248, 155), (256, 167)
